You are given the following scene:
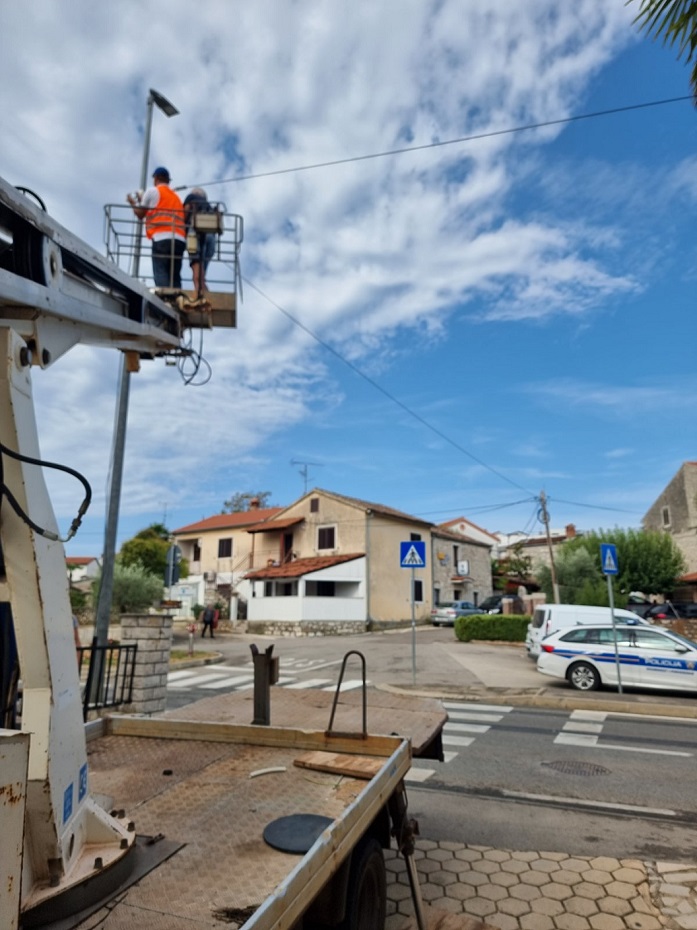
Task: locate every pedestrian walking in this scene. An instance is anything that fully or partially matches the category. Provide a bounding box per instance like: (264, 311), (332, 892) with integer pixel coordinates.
(200, 604), (216, 638)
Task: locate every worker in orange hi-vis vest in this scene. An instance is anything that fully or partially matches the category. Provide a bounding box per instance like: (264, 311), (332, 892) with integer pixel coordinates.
(127, 166), (186, 288)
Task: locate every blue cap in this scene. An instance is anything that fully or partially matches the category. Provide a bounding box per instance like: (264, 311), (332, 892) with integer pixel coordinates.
(152, 166), (170, 182)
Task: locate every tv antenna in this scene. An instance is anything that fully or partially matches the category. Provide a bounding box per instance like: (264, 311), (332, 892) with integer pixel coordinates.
(291, 459), (323, 494)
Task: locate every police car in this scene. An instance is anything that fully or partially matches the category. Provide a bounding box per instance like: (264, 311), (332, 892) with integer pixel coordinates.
(536, 623), (697, 693)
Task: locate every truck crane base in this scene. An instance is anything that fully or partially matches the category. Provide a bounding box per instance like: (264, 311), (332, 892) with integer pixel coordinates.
(20, 809), (136, 929)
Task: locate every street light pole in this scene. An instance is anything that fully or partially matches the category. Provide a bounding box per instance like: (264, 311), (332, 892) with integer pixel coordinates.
(93, 89), (179, 649)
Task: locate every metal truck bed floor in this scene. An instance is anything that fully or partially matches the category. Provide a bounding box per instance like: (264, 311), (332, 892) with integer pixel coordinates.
(70, 717), (410, 930)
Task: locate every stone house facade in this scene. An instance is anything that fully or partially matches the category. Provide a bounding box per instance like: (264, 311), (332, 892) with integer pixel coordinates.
(431, 527), (493, 606)
(643, 462), (697, 575)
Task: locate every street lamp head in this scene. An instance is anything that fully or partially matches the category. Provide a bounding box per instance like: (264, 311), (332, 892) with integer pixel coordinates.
(148, 88), (179, 118)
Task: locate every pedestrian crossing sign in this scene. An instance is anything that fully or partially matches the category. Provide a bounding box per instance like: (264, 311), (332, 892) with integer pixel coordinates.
(600, 543), (618, 575)
(400, 540), (426, 568)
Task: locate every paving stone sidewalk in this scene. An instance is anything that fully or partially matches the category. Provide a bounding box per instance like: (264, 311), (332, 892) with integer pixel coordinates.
(385, 840), (697, 930)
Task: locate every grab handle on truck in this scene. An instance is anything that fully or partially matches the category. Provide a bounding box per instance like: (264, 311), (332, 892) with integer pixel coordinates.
(326, 650), (367, 739)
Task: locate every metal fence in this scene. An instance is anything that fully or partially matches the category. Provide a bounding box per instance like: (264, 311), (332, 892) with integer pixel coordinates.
(103, 202), (244, 293)
(78, 639), (138, 721)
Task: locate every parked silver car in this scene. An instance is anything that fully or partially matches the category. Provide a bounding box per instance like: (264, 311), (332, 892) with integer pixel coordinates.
(431, 600), (480, 627)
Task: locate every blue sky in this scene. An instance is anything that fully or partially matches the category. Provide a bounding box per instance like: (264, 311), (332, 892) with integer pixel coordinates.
(1, 2), (695, 557)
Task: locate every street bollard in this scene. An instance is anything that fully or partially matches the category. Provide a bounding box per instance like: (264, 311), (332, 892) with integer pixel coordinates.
(187, 621), (196, 657)
(250, 643), (279, 725)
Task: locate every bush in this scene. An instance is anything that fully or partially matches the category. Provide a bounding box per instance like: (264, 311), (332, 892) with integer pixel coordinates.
(454, 614), (530, 643)
(92, 560), (163, 614)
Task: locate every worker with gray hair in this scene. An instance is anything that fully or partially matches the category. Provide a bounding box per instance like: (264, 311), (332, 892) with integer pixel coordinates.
(183, 187), (217, 294)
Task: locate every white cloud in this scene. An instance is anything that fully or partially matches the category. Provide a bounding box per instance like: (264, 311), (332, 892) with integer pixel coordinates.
(0, 0), (681, 540)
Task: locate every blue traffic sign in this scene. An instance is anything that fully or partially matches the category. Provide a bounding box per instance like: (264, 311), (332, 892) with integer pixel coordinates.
(600, 543), (618, 575)
(400, 540), (426, 568)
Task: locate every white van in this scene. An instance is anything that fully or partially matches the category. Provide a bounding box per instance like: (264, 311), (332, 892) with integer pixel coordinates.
(526, 604), (646, 658)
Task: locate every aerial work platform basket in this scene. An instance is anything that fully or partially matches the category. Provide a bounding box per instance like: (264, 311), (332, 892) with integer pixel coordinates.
(103, 202), (244, 328)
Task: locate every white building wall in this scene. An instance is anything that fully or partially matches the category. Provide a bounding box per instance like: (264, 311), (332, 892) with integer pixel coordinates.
(247, 558), (366, 623)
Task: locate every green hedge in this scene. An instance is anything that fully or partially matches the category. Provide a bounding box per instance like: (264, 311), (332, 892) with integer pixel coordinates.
(454, 614), (530, 642)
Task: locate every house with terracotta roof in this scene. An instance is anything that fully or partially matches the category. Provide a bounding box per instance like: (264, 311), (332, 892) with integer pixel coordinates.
(171, 500), (284, 615)
(244, 489), (434, 634)
(643, 461), (697, 575)
(494, 525), (579, 570)
(437, 516), (498, 550)
(65, 556), (100, 583)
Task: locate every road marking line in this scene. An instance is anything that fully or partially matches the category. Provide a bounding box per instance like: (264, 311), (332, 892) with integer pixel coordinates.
(285, 678), (333, 690)
(554, 732), (599, 746)
(570, 710), (607, 721)
(599, 743), (692, 757)
(320, 680), (367, 692)
(446, 722), (490, 734)
(443, 702), (514, 713)
(167, 669), (203, 681)
(447, 711), (504, 724)
(442, 735), (476, 747)
(605, 711), (697, 724)
(562, 722), (604, 734)
(167, 672), (230, 688)
(442, 751), (458, 763)
(555, 732), (691, 757)
(405, 768), (436, 783)
(200, 675), (255, 689)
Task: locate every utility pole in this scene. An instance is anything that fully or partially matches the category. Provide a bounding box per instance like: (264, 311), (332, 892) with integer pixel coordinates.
(93, 89), (179, 649)
(539, 490), (560, 604)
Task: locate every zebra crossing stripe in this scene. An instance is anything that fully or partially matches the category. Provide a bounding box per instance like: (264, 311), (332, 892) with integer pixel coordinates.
(446, 722), (490, 734)
(200, 675), (255, 689)
(285, 678), (333, 690)
(442, 735), (476, 747)
(321, 680), (366, 692)
(405, 767), (436, 782)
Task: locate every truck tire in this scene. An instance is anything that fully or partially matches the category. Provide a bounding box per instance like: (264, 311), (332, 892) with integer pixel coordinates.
(341, 836), (386, 930)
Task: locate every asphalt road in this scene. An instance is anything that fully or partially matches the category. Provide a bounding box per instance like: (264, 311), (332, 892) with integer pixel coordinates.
(166, 624), (697, 860)
(408, 699), (697, 860)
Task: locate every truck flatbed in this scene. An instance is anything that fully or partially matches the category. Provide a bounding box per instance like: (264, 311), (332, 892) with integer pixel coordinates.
(63, 714), (414, 930)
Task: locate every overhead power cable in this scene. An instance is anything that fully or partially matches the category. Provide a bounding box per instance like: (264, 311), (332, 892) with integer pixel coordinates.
(243, 275), (536, 497)
(178, 95), (691, 191)
(548, 496), (642, 515)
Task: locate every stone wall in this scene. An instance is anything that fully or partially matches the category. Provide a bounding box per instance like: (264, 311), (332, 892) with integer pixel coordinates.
(246, 619), (368, 637)
(120, 614), (173, 715)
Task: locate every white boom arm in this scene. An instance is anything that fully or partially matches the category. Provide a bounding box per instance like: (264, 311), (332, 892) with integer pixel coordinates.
(0, 176), (188, 926)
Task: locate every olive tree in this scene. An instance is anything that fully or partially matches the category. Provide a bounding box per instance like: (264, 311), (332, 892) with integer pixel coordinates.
(93, 561), (163, 614)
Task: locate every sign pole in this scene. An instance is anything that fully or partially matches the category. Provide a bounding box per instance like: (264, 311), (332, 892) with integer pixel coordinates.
(607, 574), (622, 694)
(400, 540), (426, 689)
(600, 543), (622, 694)
(411, 566), (416, 686)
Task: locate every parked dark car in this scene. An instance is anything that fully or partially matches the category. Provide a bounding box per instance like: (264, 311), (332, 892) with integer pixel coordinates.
(626, 594), (655, 619)
(478, 593), (524, 614)
(645, 601), (697, 621)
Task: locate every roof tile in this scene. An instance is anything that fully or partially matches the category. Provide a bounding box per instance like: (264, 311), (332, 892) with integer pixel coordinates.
(246, 552), (364, 579)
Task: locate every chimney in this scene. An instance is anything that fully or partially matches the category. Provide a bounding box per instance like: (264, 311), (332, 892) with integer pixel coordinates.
(249, 497), (260, 511)
(565, 523), (576, 539)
